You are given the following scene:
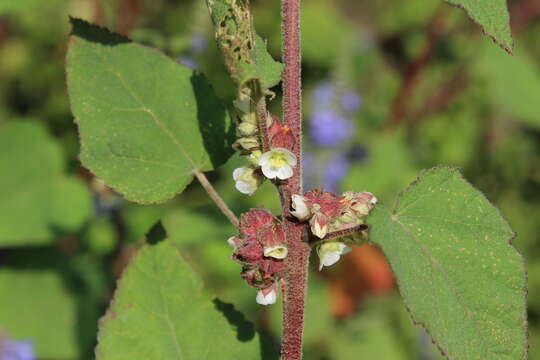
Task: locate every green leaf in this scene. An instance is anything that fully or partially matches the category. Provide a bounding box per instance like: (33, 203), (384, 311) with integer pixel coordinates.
(96, 239), (261, 360)
(0, 121), (91, 247)
(0, 261), (79, 358)
(206, 0), (283, 89)
(445, 0), (513, 53)
(66, 18), (235, 204)
(162, 207), (233, 246)
(252, 33), (283, 89)
(367, 166), (527, 359)
(477, 43), (540, 130)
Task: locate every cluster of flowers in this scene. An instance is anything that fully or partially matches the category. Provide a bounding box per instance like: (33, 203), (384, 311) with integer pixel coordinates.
(228, 208), (288, 306)
(233, 104), (297, 194)
(291, 189), (377, 269)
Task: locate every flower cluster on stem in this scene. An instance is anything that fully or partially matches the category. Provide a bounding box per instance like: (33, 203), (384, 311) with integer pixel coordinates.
(291, 189), (377, 269)
(228, 208), (288, 305)
(233, 111), (298, 194)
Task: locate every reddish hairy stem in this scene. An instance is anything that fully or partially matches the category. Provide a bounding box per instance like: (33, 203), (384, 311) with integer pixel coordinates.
(323, 224), (368, 241)
(280, 0), (309, 359)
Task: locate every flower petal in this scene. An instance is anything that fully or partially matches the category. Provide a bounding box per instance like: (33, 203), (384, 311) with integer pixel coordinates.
(276, 165), (293, 180)
(256, 288), (277, 305)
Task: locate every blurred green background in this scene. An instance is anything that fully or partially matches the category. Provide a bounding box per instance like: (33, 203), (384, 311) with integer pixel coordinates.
(0, 0), (539, 358)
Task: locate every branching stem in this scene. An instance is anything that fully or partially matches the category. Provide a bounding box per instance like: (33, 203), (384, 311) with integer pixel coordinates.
(193, 170), (239, 227)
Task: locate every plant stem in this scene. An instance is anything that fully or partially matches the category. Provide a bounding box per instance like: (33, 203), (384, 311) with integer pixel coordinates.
(323, 223), (368, 240)
(280, 0), (310, 359)
(193, 170), (239, 227)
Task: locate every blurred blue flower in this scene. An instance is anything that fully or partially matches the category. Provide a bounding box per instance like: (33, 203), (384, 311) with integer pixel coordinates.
(309, 82), (360, 147)
(309, 109), (354, 146)
(341, 90), (362, 114)
(0, 337), (35, 360)
(323, 154), (350, 193)
(302, 151), (316, 190)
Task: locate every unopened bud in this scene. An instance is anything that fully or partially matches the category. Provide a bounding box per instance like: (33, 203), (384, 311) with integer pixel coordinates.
(238, 121), (258, 136)
(236, 136), (260, 151)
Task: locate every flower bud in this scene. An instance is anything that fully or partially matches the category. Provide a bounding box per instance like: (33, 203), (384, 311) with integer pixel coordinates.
(236, 136), (260, 151)
(310, 212), (330, 239)
(238, 121), (258, 136)
(239, 208), (275, 236)
(291, 194), (310, 221)
(227, 236), (242, 250)
(248, 150), (262, 165)
(233, 167), (261, 195)
(317, 242), (351, 270)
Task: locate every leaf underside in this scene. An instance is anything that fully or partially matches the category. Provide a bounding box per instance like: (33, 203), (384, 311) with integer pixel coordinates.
(66, 18), (234, 204)
(95, 239), (260, 359)
(368, 166), (527, 359)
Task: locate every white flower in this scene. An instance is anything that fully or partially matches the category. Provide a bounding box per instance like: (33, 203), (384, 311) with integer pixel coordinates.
(258, 148), (297, 180)
(263, 245), (288, 259)
(317, 242), (351, 270)
(291, 194), (310, 221)
(256, 287), (277, 306)
(233, 167), (260, 195)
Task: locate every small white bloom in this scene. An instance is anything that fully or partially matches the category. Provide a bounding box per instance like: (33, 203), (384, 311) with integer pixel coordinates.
(291, 194), (310, 221)
(263, 245), (288, 259)
(258, 148), (297, 180)
(227, 236), (240, 250)
(233, 167), (260, 195)
(256, 287), (277, 306)
(317, 242), (351, 270)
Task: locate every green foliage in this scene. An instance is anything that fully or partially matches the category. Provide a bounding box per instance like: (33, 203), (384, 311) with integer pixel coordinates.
(0, 121), (91, 247)
(0, 258), (79, 358)
(445, 0), (513, 52)
(367, 166), (527, 359)
(206, 0), (283, 90)
(96, 239), (261, 360)
(163, 207), (233, 246)
(66, 19), (235, 204)
(477, 42), (540, 130)
(342, 133), (419, 201)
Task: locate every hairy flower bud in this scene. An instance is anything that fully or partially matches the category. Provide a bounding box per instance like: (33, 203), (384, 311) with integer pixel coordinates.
(310, 212), (330, 239)
(239, 208), (274, 236)
(238, 121), (258, 136)
(236, 136), (260, 151)
(291, 194), (310, 221)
